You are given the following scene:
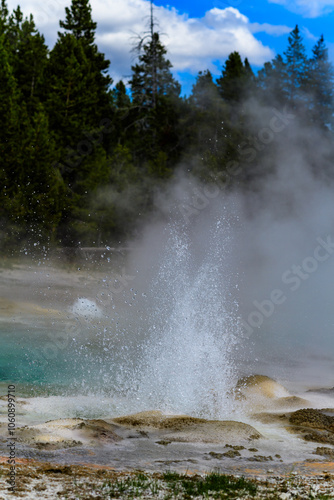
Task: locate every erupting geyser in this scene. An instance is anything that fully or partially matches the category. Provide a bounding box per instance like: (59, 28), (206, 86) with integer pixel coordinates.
(128, 192), (242, 419)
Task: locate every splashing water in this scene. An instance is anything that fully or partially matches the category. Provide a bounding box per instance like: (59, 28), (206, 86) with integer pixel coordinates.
(133, 214), (241, 419)
(0, 191), (242, 421)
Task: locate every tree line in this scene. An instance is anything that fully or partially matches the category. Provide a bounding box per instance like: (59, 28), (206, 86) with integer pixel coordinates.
(0, 0), (333, 251)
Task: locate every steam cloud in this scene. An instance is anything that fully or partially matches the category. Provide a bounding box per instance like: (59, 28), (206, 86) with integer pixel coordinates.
(124, 98), (334, 392)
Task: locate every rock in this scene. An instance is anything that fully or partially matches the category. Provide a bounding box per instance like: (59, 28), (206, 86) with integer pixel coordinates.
(12, 418), (122, 450)
(74, 419), (123, 443)
(225, 444), (245, 450)
(43, 466), (72, 475)
(34, 437), (83, 450)
(248, 455), (273, 462)
(314, 446), (334, 458)
(112, 410), (262, 443)
(289, 409), (334, 431)
(235, 375), (290, 399)
(288, 409), (334, 446)
(222, 450), (241, 458)
(234, 375), (310, 411)
(113, 410), (204, 429)
(208, 452), (223, 459)
(303, 431), (334, 445)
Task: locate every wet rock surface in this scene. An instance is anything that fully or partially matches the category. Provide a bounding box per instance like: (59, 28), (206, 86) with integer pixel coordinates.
(0, 418), (123, 451)
(289, 408), (334, 430)
(289, 408), (334, 446)
(0, 375), (333, 496)
(315, 446), (334, 458)
(112, 411), (262, 443)
(234, 375), (311, 412)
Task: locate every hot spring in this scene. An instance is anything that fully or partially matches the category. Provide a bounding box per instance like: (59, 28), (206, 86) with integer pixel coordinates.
(0, 195), (244, 420)
(1, 181), (334, 426)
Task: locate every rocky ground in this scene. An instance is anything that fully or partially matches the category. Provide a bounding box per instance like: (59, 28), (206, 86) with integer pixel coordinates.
(1, 459), (334, 499)
(1, 264), (334, 498)
(1, 406), (334, 499)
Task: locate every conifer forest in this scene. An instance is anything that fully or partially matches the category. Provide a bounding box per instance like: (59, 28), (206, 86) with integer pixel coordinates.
(1, 0), (333, 251)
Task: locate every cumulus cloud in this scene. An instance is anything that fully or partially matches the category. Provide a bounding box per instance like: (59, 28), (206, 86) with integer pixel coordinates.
(268, 0), (334, 18)
(250, 22), (291, 37)
(8, 0), (283, 84)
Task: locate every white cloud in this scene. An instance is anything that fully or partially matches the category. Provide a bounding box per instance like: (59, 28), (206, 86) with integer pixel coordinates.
(250, 22), (291, 37)
(301, 26), (318, 41)
(268, 0), (334, 17)
(8, 0), (282, 84)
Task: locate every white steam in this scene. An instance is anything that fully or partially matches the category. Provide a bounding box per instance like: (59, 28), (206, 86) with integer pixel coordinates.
(121, 104), (334, 400)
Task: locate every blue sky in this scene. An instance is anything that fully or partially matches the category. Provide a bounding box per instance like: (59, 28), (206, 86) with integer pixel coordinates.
(155, 0), (334, 93)
(7, 0), (334, 95)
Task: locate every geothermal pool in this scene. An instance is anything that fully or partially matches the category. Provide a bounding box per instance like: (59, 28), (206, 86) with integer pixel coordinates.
(0, 213), (241, 419)
(0, 206), (334, 476)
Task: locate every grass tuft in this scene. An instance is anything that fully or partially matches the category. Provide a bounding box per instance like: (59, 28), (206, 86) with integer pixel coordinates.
(162, 470), (257, 498)
(102, 471), (257, 498)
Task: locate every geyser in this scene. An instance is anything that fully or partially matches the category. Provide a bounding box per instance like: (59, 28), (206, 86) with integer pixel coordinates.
(126, 186), (242, 418)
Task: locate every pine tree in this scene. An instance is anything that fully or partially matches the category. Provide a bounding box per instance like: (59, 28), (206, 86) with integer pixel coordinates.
(257, 54), (287, 104)
(307, 35), (334, 127)
(49, 0), (112, 146)
(216, 52), (253, 102)
(110, 80), (132, 146)
(7, 8), (48, 112)
(215, 53), (257, 183)
(0, 0), (8, 34)
(130, 32), (180, 110)
(283, 25), (307, 106)
(113, 80), (131, 110)
(47, 35), (94, 149)
(14, 106), (67, 239)
(46, 0), (113, 244)
(0, 31), (20, 190)
(47, 33), (112, 239)
(130, 0), (180, 110)
(47, 0), (112, 172)
(58, 0), (111, 105)
(59, 0), (96, 43)
(129, 28), (181, 174)
(0, 28), (65, 245)
(244, 57), (255, 92)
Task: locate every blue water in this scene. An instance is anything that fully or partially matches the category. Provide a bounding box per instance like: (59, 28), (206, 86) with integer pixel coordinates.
(0, 320), (115, 394)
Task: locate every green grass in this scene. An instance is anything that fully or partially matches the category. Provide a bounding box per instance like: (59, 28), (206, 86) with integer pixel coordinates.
(102, 471), (257, 498)
(163, 471), (257, 498)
